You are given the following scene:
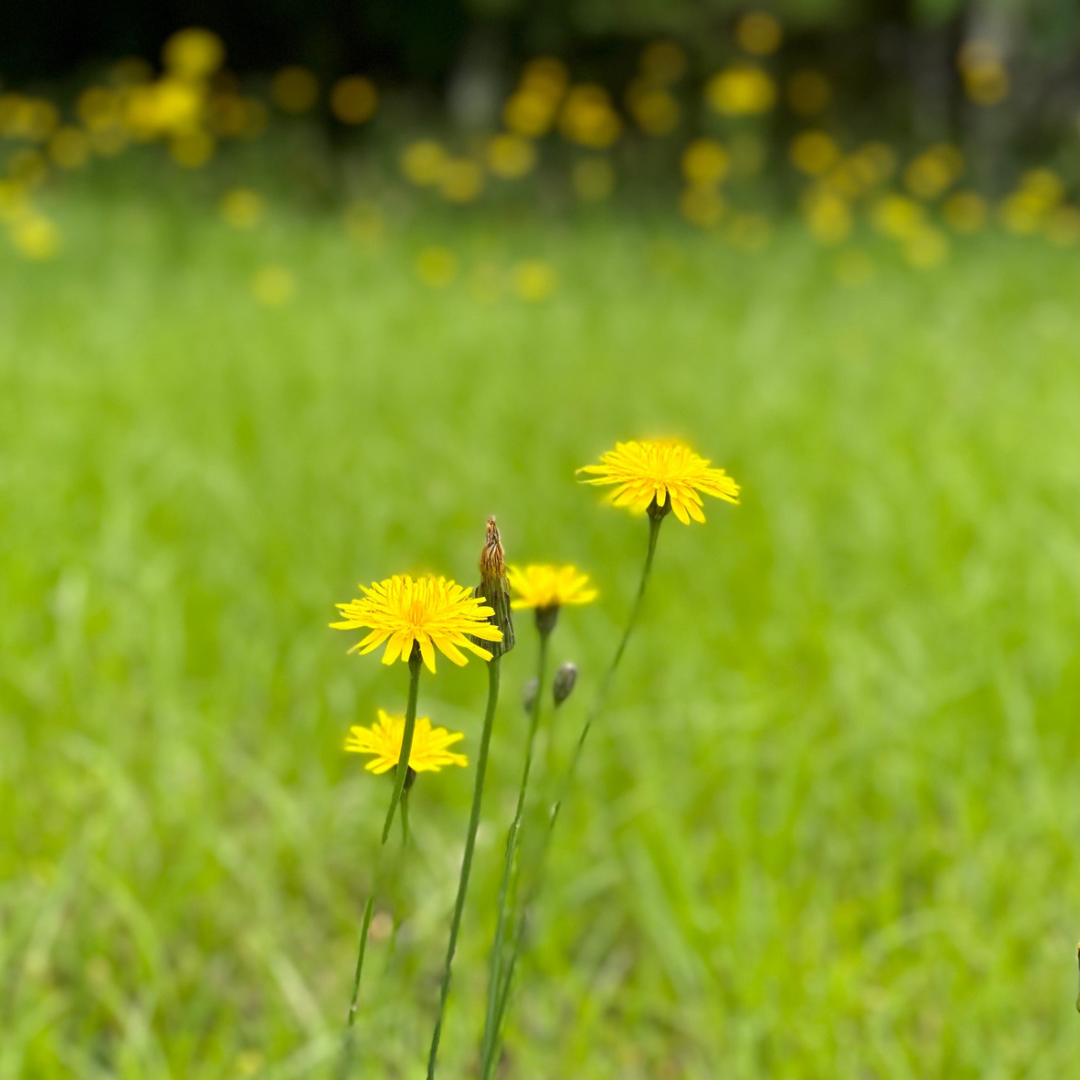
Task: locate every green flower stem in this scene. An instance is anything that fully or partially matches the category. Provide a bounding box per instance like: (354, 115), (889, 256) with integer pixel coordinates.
(426, 656), (502, 1080)
(488, 514), (664, 1056)
(381, 650), (423, 844)
(339, 649), (423, 1076)
(479, 628), (551, 1073)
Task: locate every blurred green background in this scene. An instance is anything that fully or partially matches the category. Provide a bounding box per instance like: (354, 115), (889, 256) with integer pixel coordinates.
(2, 3), (1080, 1078)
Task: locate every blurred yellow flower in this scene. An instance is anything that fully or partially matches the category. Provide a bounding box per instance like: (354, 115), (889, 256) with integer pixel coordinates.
(521, 57), (569, 100)
(77, 87), (122, 131)
(503, 90), (557, 138)
(272, 66), (319, 114)
(942, 190), (988, 234)
(508, 565), (597, 610)
(705, 64), (776, 115)
(162, 28), (225, 80)
(11, 215), (60, 260)
(251, 266), (294, 306)
(513, 260), (557, 301)
(487, 134), (537, 179)
(330, 76), (378, 125)
(786, 69), (831, 116)
(625, 82), (681, 136)
(560, 85), (621, 149)
(790, 130), (840, 176)
(47, 127), (90, 170)
(640, 40), (687, 84)
(849, 141), (897, 186)
(346, 711), (467, 774)
(415, 246), (458, 287)
(803, 189), (852, 244)
(1046, 207), (1080, 247)
(401, 140), (447, 186)
(572, 158), (615, 201)
(958, 41), (1009, 106)
(903, 144), (963, 200)
(679, 186), (725, 228)
(440, 158), (484, 203)
(170, 129), (214, 168)
(1020, 168), (1065, 208)
(681, 138), (730, 187)
(331, 574), (502, 672)
(220, 188), (264, 229)
(736, 11), (783, 56)
(871, 194), (924, 240)
(578, 439), (740, 524)
(998, 191), (1046, 236)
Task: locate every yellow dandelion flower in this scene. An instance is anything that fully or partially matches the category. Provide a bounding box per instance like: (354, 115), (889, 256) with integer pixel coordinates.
(345, 710), (467, 774)
(331, 574), (502, 673)
(578, 440), (740, 524)
(508, 565), (597, 611)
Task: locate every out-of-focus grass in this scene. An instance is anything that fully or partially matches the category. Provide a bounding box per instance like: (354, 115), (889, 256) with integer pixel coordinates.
(2, 192), (1079, 1079)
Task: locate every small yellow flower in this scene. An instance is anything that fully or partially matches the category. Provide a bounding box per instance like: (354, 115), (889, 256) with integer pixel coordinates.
(508, 565), (597, 611)
(578, 439), (740, 524)
(331, 574), (502, 673)
(346, 710), (467, 774)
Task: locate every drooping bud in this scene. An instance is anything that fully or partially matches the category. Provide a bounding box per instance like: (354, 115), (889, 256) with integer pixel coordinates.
(552, 662), (578, 706)
(522, 677), (539, 713)
(472, 516), (515, 658)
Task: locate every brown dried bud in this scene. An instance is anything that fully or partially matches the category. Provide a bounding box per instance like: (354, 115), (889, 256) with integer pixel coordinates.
(472, 515), (515, 659)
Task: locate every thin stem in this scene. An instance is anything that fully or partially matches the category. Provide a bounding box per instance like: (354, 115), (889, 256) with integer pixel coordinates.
(479, 630), (551, 1074)
(381, 652), (423, 844)
(339, 651), (423, 1074)
(488, 515), (664, 1053)
(426, 657), (502, 1080)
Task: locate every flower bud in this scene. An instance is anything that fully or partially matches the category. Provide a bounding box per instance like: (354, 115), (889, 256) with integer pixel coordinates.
(472, 516), (515, 658)
(522, 677), (539, 713)
(552, 662), (578, 706)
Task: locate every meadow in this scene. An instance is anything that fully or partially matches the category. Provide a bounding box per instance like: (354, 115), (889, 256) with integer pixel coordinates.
(2, 186), (1079, 1078)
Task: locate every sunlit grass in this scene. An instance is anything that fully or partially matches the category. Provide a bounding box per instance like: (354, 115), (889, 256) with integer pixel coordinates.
(2, 192), (1079, 1077)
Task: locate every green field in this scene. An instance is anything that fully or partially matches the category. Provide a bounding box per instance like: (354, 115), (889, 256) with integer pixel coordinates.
(2, 192), (1079, 1078)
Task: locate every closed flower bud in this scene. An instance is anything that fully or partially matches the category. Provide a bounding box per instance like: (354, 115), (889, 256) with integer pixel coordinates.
(472, 516), (515, 658)
(552, 662), (578, 706)
(522, 677), (539, 713)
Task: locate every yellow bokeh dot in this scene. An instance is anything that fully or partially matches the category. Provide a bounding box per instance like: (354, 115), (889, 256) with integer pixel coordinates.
(903, 145), (963, 200)
(962, 61), (1008, 106)
(330, 76), (378, 125)
(11, 215), (61, 260)
(942, 190), (988, 234)
(415, 246), (458, 288)
(1019, 167), (1065, 208)
(170, 130), (215, 168)
(400, 140), (447, 186)
(503, 90), (557, 138)
(871, 194), (924, 240)
(252, 265), (295, 306)
(48, 127), (90, 170)
(559, 85), (621, 149)
(1046, 206), (1080, 247)
(272, 66), (319, 114)
(220, 188), (264, 229)
(803, 190), (852, 245)
(513, 260), (557, 301)
(736, 12), (783, 57)
(728, 213), (771, 253)
(999, 190), (1046, 236)
(521, 57), (569, 100)
(681, 138), (730, 187)
(679, 186), (725, 228)
(626, 83), (681, 136)
(486, 134), (537, 179)
(640, 40), (688, 84)
(786, 69), (831, 116)
(790, 130), (840, 176)
(344, 200), (383, 245)
(77, 87), (121, 131)
(235, 1049), (264, 1077)
(904, 227), (949, 269)
(833, 248), (875, 288)
(572, 158), (615, 202)
(8, 149), (49, 188)
(440, 159), (484, 203)
(705, 64), (776, 116)
(850, 141), (896, 186)
(162, 28), (225, 80)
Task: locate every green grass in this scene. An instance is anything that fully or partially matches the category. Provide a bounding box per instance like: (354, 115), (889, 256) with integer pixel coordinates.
(2, 190), (1079, 1078)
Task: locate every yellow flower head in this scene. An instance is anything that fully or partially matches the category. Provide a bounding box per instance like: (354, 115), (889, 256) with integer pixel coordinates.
(331, 574), (502, 673)
(345, 710), (467, 774)
(508, 564), (598, 611)
(577, 439), (740, 524)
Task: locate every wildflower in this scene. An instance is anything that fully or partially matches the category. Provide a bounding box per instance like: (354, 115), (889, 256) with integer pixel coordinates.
(508, 565), (597, 611)
(578, 439), (740, 524)
(705, 64), (776, 116)
(332, 574), (502, 673)
(346, 711), (467, 774)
